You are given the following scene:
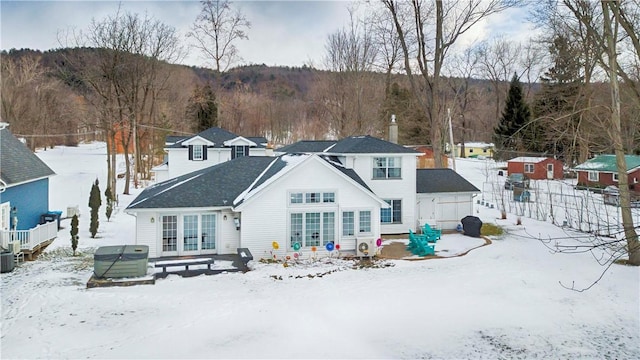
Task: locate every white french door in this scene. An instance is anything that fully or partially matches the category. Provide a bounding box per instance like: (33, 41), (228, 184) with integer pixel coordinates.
(179, 214), (217, 256)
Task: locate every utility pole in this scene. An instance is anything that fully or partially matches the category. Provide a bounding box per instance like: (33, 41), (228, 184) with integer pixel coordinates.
(447, 108), (456, 171)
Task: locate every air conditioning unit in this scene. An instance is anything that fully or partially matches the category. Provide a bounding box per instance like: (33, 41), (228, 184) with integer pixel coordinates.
(356, 238), (375, 257)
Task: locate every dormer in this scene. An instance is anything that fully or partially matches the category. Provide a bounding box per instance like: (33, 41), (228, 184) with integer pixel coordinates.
(223, 136), (258, 159)
(182, 136), (215, 161)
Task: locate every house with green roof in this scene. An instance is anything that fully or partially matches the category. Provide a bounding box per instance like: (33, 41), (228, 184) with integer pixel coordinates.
(573, 154), (640, 190)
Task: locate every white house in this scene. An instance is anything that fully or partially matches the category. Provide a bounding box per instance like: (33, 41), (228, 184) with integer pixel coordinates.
(126, 154), (388, 260)
(416, 168), (480, 230)
(151, 127), (270, 182)
(276, 136), (421, 234)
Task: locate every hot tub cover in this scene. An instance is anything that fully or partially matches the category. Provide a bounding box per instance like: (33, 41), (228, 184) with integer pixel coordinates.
(94, 245), (149, 261)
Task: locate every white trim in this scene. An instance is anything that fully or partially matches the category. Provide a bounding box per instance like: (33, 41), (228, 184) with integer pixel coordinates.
(182, 135), (215, 146)
(223, 136), (258, 147)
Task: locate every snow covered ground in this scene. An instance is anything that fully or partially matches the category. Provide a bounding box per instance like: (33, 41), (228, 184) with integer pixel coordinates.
(1, 143), (638, 359)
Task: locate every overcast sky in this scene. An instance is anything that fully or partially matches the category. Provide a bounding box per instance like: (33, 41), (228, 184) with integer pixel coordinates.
(0, 1), (535, 70)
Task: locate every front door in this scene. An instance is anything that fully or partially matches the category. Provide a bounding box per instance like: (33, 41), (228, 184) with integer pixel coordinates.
(547, 163), (554, 179)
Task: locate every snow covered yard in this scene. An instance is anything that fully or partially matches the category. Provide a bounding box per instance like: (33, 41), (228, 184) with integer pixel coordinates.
(1, 143), (638, 359)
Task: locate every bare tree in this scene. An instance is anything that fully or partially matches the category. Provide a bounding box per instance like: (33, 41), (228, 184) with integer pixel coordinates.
(188, 0), (250, 72)
(63, 8), (183, 194)
(476, 37), (522, 121)
(381, 0), (516, 168)
(320, 8), (380, 138)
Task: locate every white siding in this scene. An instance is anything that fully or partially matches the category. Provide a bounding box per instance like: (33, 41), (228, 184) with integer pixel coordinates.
(239, 158), (382, 260)
(219, 210), (240, 254)
(417, 192), (475, 230)
(349, 153), (418, 234)
(134, 212), (160, 258)
(167, 148), (231, 179)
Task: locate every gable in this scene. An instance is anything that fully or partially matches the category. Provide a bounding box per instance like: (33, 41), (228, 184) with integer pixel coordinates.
(223, 136), (258, 147)
(0, 128), (55, 186)
(234, 154), (386, 210)
(182, 135), (215, 147)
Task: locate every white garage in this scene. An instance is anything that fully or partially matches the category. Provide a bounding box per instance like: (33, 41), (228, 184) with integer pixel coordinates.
(416, 169), (480, 230)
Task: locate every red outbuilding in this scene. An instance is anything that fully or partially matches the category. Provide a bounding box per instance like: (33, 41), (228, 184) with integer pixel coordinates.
(507, 157), (564, 180)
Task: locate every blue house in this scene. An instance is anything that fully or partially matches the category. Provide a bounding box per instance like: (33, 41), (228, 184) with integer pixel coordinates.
(1, 126), (57, 257)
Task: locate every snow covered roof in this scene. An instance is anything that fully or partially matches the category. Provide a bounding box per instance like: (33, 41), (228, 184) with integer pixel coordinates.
(574, 155), (640, 173)
(456, 142), (494, 148)
(0, 128), (55, 186)
(508, 157), (550, 164)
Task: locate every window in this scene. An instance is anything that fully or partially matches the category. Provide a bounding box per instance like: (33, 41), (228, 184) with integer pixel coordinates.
(290, 191), (335, 204)
(290, 193), (303, 204)
(359, 211), (371, 233)
(192, 145), (204, 161)
(323, 192), (335, 203)
(588, 171), (599, 182)
(373, 157), (401, 179)
(342, 211), (354, 236)
(306, 192), (321, 203)
(290, 213), (303, 247)
(323, 212), (335, 244)
(183, 215), (199, 251)
(162, 215), (177, 252)
(201, 214), (216, 250)
(231, 145), (250, 159)
(524, 163), (534, 173)
(291, 212), (336, 248)
(381, 200), (402, 224)
(305, 213), (321, 246)
(613, 173), (619, 182)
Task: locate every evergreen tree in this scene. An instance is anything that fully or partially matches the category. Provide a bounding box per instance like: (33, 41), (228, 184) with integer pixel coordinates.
(187, 83), (218, 132)
(88, 179), (102, 238)
(493, 73), (537, 159)
(532, 34), (583, 162)
(104, 186), (114, 221)
(70, 214), (79, 256)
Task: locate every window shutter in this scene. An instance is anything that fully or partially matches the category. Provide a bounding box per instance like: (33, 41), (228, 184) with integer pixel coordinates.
(202, 146), (207, 160)
(231, 146), (236, 159)
(244, 146), (249, 157)
(188, 145), (193, 160)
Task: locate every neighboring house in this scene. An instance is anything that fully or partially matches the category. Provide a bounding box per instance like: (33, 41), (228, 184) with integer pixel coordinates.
(407, 145), (449, 169)
(126, 154), (387, 259)
(0, 127), (58, 256)
(151, 127), (270, 182)
(574, 154), (640, 190)
(276, 135), (421, 234)
(455, 142), (495, 158)
(416, 169), (480, 230)
(508, 157), (564, 180)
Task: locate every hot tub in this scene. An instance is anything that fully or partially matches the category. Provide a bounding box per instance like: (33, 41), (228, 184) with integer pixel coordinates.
(94, 245), (149, 278)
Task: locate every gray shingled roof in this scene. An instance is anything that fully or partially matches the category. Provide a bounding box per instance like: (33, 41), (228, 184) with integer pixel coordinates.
(0, 128), (55, 186)
(127, 156), (281, 209)
(166, 127), (266, 149)
(327, 135), (419, 154)
(276, 140), (338, 153)
(416, 168), (480, 193)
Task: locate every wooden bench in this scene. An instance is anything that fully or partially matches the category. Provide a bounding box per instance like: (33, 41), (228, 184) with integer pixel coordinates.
(154, 259), (215, 273)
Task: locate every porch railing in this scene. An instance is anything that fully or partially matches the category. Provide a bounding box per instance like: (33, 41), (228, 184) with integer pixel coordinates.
(0, 221), (58, 251)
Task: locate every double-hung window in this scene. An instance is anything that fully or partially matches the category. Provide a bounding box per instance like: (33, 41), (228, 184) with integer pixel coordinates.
(342, 210), (372, 236)
(613, 173), (619, 182)
(373, 157), (401, 179)
(381, 199), (402, 224)
(588, 171), (599, 182)
(193, 145), (204, 160)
